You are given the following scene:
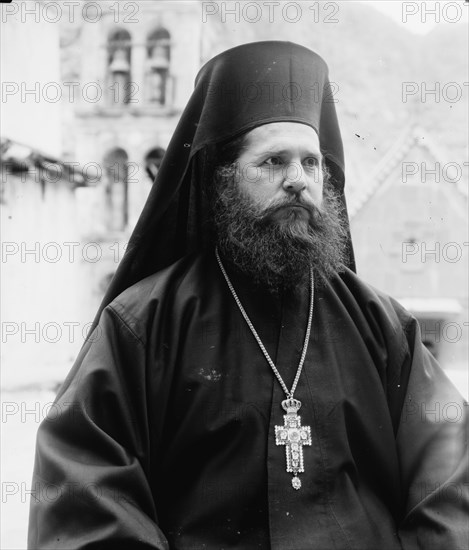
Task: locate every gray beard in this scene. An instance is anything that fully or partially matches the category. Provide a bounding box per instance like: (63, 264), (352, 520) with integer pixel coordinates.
(211, 166), (349, 293)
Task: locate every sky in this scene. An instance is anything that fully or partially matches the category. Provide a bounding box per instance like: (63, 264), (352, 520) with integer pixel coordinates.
(361, 0), (469, 34)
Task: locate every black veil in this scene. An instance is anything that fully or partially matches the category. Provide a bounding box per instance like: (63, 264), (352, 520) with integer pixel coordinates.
(92, 41), (355, 330)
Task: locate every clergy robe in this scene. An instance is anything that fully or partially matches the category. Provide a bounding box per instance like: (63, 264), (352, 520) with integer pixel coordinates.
(28, 251), (469, 549)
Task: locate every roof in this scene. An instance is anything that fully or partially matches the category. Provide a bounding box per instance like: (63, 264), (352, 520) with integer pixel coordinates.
(348, 123), (468, 219)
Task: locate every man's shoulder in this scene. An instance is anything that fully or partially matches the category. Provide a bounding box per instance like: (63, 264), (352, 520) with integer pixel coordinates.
(327, 268), (419, 368)
(332, 267), (416, 330)
(116, 253), (203, 301)
(105, 252), (209, 337)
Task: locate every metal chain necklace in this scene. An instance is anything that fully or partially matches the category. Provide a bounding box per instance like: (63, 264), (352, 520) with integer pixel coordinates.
(215, 248), (314, 490)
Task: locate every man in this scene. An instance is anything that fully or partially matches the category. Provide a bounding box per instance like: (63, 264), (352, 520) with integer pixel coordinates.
(29, 42), (468, 549)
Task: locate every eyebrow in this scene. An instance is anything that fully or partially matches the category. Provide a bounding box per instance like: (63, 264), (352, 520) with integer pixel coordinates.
(256, 147), (322, 158)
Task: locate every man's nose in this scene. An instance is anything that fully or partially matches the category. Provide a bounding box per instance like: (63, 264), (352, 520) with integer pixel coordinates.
(282, 162), (307, 194)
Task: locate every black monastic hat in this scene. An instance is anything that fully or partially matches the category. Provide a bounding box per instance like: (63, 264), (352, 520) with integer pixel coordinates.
(92, 41), (355, 328)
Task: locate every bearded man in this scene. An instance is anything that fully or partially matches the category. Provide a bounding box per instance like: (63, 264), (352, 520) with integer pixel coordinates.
(28, 42), (468, 550)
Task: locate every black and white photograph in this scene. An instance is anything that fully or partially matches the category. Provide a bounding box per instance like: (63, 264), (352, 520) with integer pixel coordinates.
(1, 1), (468, 548)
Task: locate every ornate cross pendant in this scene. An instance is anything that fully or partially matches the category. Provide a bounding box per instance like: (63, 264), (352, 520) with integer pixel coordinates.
(275, 398), (312, 490)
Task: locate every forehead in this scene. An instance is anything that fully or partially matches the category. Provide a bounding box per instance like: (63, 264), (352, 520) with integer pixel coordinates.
(242, 122), (320, 155)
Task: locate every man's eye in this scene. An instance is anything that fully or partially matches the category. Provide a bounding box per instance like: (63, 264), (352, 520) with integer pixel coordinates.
(304, 157), (319, 169)
(263, 157), (282, 166)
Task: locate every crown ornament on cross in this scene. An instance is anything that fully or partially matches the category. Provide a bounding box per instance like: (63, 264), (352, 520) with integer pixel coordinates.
(281, 397), (302, 414)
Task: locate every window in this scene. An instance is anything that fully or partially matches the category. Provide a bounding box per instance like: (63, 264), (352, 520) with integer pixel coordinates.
(107, 29), (132, 105)
(145, 28), (171, 106)
(103, 147), (128, 230)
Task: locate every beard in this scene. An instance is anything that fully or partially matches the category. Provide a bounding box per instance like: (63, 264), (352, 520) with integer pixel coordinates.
(210, 165), (349, 293)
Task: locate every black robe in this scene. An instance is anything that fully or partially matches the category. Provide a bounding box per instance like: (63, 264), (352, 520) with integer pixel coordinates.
(28, 251), (468, 549)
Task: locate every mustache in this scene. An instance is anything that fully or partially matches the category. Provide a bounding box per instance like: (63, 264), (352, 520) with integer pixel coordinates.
(256, 196), (323, 227)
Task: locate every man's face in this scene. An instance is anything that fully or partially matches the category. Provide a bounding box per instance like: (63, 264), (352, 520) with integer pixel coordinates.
(235, 122), (324, 213)
(211, 121), (347, 291)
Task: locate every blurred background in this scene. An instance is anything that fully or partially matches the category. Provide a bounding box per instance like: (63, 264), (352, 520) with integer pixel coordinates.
(1, 1), (468, 547)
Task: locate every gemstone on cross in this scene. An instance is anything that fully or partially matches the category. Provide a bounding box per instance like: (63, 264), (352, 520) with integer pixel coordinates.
(275, 399), (311, 487)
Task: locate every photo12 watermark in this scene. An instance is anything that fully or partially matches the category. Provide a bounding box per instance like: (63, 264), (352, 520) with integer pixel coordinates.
(1, 241), (128, 264)
(1, 480), (143, 506)
(402, 241), (469, 264)
(1, 321), (98, 345)
(418, 481), (469, 505)
(420, 320), (469, 345)
(401, 398), (468, 424)
(401, 161), (469, 184)
(1, 400), (81, 425)
(401, 2), (466, 24)
(1, 158), (141, 186)
(202, 80), (339, 106)
(1, 1), (139, 24)
(1, 80), (141, 105)
(402, 82), (468, 103)
(201, 1), (340, 24)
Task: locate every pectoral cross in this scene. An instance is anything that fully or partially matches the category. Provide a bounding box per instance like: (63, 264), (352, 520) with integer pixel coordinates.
(275, 398), (311, 490)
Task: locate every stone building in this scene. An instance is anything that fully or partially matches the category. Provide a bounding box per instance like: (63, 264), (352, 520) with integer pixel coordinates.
(61, 0), (211, 306)
(350, 122), (468, 368)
